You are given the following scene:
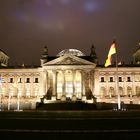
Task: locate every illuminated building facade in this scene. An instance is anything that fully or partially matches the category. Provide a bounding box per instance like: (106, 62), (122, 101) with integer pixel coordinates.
(0, 46), (140, 110)
(0, 49), (9, 67)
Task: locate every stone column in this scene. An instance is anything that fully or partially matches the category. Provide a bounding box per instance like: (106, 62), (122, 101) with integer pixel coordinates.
(52, 70), (57, 100)
(61, 70), (66, 101)
(82, 71), (86, 101)
(46, 72), (49, 93)
(132, 73), (136, 96)
(14, 75), (18, 97)
(22, 74), (26, 97)
(72, 70), (76, 96)
(5, 75), (9, 96)
(90, 71), (93, 93)
(90, 70), (95, 96)
(62, 70), (65, 96)
(106, 74), (109, 97)
(30, 74), (34, 97)
(82, 71), (85, 96)
(80, 70), (83, 99)
(43, 71), (47, 96)
(88, 71), (91, 90)
(124, 73), (127, 96)
(72, 70), (76, 101)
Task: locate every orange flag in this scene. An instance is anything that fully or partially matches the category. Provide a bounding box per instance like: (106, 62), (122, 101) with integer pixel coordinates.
(105, 41), (116, 67)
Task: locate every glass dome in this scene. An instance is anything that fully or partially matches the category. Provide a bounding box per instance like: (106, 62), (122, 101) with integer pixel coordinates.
(57, 49), (85, 56)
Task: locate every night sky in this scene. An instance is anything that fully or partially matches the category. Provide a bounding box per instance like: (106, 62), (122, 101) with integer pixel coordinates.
(0, 0), (140, 65)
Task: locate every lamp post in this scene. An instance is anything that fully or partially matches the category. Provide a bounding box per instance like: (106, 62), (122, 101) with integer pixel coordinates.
(17, 90), (20, 111)
(8, 93), (11, 110)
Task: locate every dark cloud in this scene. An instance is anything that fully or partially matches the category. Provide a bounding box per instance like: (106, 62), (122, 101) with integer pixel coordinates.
(0, 0), (140, 65)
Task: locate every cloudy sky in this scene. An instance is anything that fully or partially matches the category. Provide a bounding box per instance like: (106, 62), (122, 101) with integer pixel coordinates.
(0, 0), (140, 65)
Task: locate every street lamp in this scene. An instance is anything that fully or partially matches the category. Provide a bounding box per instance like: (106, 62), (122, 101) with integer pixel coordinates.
(13, 79), (20, 111)
(17, 89), (20, 111)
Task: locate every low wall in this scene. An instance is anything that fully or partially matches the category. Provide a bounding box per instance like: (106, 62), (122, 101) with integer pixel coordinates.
(0, 97), (40, 110)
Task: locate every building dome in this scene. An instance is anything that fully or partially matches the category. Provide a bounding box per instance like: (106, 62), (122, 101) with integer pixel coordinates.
(57, 49), (85, 56)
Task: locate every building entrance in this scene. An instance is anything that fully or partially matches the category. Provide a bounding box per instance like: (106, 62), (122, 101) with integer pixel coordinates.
(56, 70), (82, 100)
(66, 81), (73, 99)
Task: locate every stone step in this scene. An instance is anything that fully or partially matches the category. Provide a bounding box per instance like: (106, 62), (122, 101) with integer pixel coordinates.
(36, 101), (96, 110)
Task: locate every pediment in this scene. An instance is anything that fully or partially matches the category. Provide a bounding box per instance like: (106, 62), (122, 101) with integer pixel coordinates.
(43, 54), (95, 66)
(133, 47), (140, 56)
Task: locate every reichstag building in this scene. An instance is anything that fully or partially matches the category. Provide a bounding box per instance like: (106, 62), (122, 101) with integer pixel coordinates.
(0, 45), (140, 110)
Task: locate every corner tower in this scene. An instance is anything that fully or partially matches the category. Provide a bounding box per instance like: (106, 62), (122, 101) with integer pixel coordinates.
(90, 44), (98, 64)
(40, 46), (48, 66)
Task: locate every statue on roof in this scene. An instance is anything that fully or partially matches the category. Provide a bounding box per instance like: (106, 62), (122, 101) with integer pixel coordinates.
(90, 44), (96, 57)
(42, 45), (48, 59)
(44, 46), (48, 55)
(40, 45), (49, 66)
(90, 44), (98, 63)
(133, 43), (140, 65)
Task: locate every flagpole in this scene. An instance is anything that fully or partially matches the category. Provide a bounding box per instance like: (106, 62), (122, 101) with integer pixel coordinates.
(17, 90), (20, 111)
(105, 39), (121, 110)
(115, 42), (121, 110)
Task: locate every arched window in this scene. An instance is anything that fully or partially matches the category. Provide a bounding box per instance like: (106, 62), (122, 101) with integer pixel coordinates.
(57, 72), (63, 94)
(26, 78), (30, 83)
(119, 87), (124, 96)
(109, 87), (115, 97)
(99, 87), (106, 98)
(75, 71), (82, 98)
(127, 86), (132, 97)
(34, 78), (38, 83)
(65, 71), (73, 98)
(136, 86), (140, 96)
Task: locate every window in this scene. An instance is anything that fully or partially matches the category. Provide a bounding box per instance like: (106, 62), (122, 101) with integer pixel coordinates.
(35, 78), (38, 83)
(119, 77), (122, 82)
(0, 77), (5, 83)
(18, 78), (22, 83)
(75, 81), (81, 93)
(127, 77), (131, 82)
(66, 82), (73, 93)
(101, 77), (104, 82)
(110, 77), (113, 82)
(9, 78), (13, 83)
(26, 78), (30, 83)
(57, 82), (63, 93)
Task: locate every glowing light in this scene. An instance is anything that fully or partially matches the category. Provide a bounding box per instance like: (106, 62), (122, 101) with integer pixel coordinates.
(84, 1), (97, 12)
(0, 77), (4, 86)
(57, 49), (85, 56)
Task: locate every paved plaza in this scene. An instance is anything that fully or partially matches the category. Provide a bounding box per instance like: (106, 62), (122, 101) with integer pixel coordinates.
(0, 110), (140, 139)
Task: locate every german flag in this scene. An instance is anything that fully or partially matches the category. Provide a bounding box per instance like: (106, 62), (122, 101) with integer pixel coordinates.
(105, 40), (116, 67)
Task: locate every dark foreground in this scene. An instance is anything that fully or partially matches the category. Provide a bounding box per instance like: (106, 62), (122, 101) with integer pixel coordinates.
(1, 110), (140, 139)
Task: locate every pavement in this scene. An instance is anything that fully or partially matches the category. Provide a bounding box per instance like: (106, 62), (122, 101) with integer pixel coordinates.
(0, 110), (140, 139)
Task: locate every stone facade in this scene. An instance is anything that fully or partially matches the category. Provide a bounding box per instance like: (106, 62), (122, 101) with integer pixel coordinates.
(0, 48), (140, 110)
(0, 49), (9, 67)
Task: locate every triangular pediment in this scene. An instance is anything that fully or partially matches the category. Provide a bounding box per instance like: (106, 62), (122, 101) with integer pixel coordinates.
(43, 54), (95, 66)
(133, 47), (140, 56)
(133, 47), (140, 64)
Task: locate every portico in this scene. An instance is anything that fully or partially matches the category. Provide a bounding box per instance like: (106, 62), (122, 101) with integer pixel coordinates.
(41, 53), (96, 101)
(0, 47), (140, 110)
